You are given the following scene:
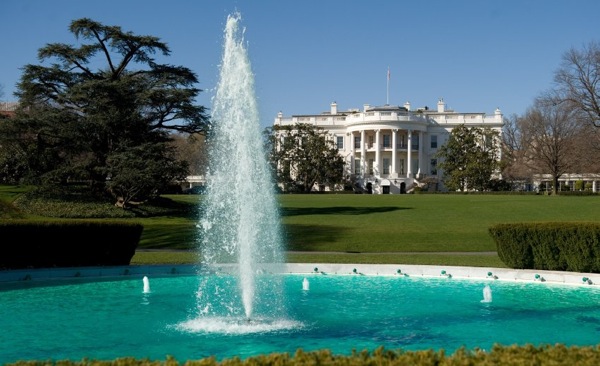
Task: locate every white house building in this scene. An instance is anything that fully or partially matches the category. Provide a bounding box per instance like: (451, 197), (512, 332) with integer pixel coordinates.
(273, 98), (504, 194)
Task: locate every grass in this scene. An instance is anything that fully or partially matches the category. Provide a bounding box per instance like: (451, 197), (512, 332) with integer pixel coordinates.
(2, 185), (599, 268)
(279, 193), (600, 253)
(284, 252), (506, 267)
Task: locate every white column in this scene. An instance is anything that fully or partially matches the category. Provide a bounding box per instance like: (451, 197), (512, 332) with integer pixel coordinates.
(407, 130), (412, 178)
(344, 132), (354, 174)
(348, 132), (354, 178)
(417, 131), (424, 177)
(375, 129), (381, 177)
(593, 180), (597, 193)
(360, 130), (366, 177)
(392, 129), (397, 177)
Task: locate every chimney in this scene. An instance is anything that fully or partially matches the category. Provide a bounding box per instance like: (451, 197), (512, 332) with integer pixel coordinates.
(437, 98), (445, 113)
(330, 102), (338, 115)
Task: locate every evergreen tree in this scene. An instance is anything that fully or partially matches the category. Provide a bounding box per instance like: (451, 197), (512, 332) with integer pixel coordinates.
(0, 18), (209, 206)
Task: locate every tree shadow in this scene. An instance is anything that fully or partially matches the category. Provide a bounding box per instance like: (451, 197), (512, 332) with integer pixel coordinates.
(281, 206), (410, 217)
(282, 224), (345, 251)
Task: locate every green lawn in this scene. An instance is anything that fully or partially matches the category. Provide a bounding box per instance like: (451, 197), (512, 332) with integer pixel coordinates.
(2, 186), (599, 268)
(279, 194), (599, 252)
(133, 193), (599, 267)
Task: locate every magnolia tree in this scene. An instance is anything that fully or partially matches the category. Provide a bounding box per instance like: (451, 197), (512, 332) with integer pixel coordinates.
(264, 123), (345, 193)
(436, 124), (501, 192)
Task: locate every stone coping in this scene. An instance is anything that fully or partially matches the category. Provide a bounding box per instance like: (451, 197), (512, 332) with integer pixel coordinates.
(0, 263), (598, 288)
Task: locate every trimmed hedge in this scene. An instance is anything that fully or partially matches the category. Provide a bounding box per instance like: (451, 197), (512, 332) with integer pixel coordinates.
(0, 220), (142, 269)
(7, 344), (600, 365)
(489, 222), (600, 272)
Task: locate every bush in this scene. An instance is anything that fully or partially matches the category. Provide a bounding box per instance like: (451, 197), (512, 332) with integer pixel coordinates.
(489, 222), (600, 272)
(0, 200), (24, 219)
(8, 344), (600, 365)
(0, 220), (142, 269)
(489, 223), (534, 269)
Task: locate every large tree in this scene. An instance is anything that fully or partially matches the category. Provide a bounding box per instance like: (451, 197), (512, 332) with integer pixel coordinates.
(551, 41), (600, 128)
(265, 123), (345, 193)
(501, 114), (536, 188)
(519, 99), (584, 194)
(0, 18), (209, 206)
(436, 124), (501, 191)
(104, 142), (188, 207)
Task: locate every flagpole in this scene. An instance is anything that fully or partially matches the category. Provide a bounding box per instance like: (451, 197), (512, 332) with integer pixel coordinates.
(386, 67), (390, 105)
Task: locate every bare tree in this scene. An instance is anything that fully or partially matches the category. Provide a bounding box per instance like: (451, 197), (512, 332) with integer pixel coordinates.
(501, 114), (534, 188)
(573, 123), (600, 174)
(551, 41), (600, 128)
(170, 133), (208, 176)
(520, 99), (584, 194)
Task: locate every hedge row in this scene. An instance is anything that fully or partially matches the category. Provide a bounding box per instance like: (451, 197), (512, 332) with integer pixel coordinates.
(489, 222), (600, 272)
(0, 220), (142, 269)
(7, 344), (600, 365)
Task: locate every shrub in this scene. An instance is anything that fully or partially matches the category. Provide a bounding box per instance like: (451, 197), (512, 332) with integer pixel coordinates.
(0, 220), (143, 269)
(489, 222), (600, 272)
(8, 344), (600, 365)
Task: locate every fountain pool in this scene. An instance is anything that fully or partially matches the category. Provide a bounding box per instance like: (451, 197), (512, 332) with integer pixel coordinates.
(1, 268), (600, 363)
(3, 11), (599, 364)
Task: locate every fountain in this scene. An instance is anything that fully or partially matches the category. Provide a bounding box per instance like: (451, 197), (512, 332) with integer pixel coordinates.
(143, 275), (151, 293)
(481, 284), (492, 303)
(195, 12), (287, 325)
(3, 11), (600, 364)
(302, 277), (310, 291)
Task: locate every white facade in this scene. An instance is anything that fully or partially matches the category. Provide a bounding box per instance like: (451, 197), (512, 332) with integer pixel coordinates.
(274, 99), (504, 194)
(532, 173), (599, 193)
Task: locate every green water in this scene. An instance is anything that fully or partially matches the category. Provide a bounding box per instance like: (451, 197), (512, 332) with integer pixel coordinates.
(1, 274), (599, 363)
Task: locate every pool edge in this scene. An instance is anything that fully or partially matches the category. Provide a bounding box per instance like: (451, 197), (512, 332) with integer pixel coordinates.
(0, 263), (597, 287)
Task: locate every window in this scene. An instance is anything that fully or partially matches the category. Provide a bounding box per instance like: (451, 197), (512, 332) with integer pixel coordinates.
(399, 159), (405, 175)
(354, 136), (361, 149)
(383, 158), (390, 174)
(336, 136), (344, 149)
(430, 135), (438, 149)
(399, 135), (406, 148)
(368, 159), (374, 175)
(354, 160), (360, 175)
(412, 138), (419, 150)
(383, 134), (391, 148)
(431, 159), (437, 175)
(368, 135), (374, 148)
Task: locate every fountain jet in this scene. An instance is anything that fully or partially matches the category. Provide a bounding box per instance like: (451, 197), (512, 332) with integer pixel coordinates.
(143, 276), (150, 293)
(302, 278), (310, 291)
(197, 12), (285, 321)
(481, 284), (492, 303)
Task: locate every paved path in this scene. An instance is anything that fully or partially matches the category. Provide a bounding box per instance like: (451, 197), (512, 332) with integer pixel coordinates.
(138, 249), (498, 256)
(286, 251), (498, 256)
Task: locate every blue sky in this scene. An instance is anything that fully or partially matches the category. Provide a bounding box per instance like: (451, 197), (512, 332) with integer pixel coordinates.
(1, 0), (599, 127)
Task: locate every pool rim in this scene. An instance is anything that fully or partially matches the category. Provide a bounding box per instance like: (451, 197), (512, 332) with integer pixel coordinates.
(0, 263), (597, 288)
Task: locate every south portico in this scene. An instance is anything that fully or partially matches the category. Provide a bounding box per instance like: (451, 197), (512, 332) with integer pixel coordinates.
(274, 99), (504, 194)
(346, 123), (427, 194)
